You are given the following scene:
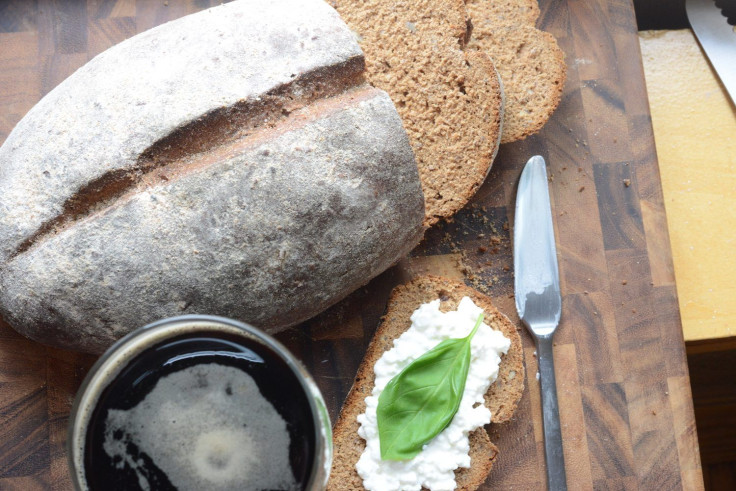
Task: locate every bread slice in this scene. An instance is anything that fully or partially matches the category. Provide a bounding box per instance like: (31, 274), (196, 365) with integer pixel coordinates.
(328, 276), (525, 490)
(466, 0), (566, 143)
(328, 0), (504, 227)
(467, 0), (540, 26)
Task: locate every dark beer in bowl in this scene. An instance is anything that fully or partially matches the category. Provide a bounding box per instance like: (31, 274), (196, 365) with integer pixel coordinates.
(68, 316), (331, 491)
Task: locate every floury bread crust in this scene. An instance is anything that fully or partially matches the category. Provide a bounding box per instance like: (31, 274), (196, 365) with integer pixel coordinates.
(328, 0), (504, 227)
(328, 276), (525, 491)
(0, 0), (425, 353)
(0, 0), (363, 261)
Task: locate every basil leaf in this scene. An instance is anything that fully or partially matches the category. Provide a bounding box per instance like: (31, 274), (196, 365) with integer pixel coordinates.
(377, 313), (484, 461)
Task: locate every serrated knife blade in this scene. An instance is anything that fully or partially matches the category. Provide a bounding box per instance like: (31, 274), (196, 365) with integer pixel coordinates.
(514, 155), (567, 491)
(686, 0), (736, 105)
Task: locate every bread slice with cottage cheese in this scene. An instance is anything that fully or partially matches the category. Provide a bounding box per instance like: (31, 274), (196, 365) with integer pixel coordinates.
(327, 276), (525, 490)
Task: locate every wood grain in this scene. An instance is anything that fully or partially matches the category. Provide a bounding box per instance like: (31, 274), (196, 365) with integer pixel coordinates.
(0, 0), (702, 489)
(639, 29), (736, 344)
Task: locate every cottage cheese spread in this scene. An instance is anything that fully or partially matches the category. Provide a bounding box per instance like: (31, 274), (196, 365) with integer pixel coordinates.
(355, 297), (511, 491)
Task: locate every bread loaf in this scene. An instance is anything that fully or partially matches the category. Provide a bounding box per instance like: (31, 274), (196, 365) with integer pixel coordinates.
(329, 276), (525, 490)
(0, 0), (425, 353)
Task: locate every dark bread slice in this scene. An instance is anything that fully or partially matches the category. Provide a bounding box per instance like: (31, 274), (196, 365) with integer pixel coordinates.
(328, 276), (525, 490)
(328, 0), (504, 227)
(466, 0), (566, 143)
(466, 0), (540, 26)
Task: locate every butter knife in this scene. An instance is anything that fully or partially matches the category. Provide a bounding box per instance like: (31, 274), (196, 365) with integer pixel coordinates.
(514, 155), (567, 491)
(686, 0), (736, 105)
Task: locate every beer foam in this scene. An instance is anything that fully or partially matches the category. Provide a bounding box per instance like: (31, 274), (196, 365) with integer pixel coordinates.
(103, 363), (297, 490)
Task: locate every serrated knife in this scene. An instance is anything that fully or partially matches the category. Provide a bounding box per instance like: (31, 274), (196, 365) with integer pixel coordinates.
(686, 0), (736, 105)
(514, 155), (567, 491)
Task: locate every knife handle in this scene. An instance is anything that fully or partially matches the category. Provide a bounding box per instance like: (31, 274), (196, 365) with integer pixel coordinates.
(536, 334), (568, 491)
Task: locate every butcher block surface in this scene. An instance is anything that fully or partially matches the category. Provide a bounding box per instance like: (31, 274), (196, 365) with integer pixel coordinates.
(0, 0), (703, 489)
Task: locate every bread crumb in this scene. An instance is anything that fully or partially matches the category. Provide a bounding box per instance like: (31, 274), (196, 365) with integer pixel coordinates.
(622, 280), (627, 285)
(623, 179), (631, 187)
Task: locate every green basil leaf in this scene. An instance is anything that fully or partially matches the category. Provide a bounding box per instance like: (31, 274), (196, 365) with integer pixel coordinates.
(377, 313), (484, 461)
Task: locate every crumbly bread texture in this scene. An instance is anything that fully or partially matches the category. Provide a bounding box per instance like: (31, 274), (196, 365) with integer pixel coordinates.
(466, 0), (566, 143)
(468, 0), (540, 26)
(328, 0), (504, 227)
(328, 276), (525, 491)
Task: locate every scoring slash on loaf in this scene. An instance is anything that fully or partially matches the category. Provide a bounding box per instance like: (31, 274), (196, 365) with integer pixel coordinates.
(328, 0), (504, 227)
(329, 276), (525, 490)
(466, 0), (566, 143)
(0, 0), (425, 353)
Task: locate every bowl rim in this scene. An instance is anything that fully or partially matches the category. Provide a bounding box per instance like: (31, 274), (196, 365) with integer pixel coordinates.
(66, 314), (332, 490)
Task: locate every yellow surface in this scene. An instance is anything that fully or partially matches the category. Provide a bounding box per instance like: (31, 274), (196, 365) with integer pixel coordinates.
(639, 29), (736, 342)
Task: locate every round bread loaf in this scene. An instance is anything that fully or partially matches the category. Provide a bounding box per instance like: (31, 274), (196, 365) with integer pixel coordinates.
(0, 0), (425, 353)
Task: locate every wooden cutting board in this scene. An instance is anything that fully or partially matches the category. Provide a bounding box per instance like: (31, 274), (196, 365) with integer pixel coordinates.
(0, 0), (703, 489)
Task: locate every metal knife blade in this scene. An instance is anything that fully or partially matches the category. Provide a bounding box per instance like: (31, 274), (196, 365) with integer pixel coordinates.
(514, 155), (567, 491)
(686, 0), (736, 105)
(514, 155), (561, 335)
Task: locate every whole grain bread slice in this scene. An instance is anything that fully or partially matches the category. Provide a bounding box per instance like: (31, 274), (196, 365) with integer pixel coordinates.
(467, 0), (540, 26)
(328, 0), (504, 227)
(327, 276), (525, 490)
(466, 0), (566, 143)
